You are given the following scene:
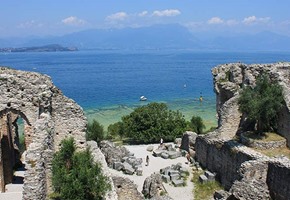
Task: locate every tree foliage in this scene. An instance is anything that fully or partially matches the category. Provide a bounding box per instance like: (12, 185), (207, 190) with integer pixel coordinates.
(238, 74), (284, 133)
(108, 121), (125, 139)
(189, 115), (206, 134)
(86, 120), (105, 143)
(114, 102), (187, 143)
(51, 138), (111, 200)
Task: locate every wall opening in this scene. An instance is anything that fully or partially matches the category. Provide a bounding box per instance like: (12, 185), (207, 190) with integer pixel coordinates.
(0, 110), (30, 192)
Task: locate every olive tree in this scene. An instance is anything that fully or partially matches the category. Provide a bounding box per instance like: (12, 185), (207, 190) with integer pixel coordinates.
(238, 74), (284, 133)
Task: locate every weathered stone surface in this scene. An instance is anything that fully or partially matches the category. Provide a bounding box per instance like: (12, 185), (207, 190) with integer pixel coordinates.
(153, 149), (164, 157)
(147, 145), (154, 152)
(160, 166), (170, 175)
(87, 141), (118, 200)
(161, 175), (170, 183)
(169, 173), (180, 181)
(172, 179), (184, 187)
(113, 161), (123, 171)
(142, 173), (167, 199)
(167, 151), (181, 159)
(214, 190), (230, 200)
(212, 62), (290, 141)
(168, 170), (179, 176)
(174, 138), (182, 145)
(112, 176), (143, 200)
(0, 67), (87, 198)
(194, 62), (290, 200)
(179, 167), (189, 174)
(267, 157), (290, 200)
(205, 170), (215, 181)
(199, 174), (208, 183)
(240, 132), (287, 150)
(136, 166), (143, 176)
(99, 140), (130, 168)
(123, 162), (135, 175)
(180, 131), (198, 152)
(161, 152), (169, 159)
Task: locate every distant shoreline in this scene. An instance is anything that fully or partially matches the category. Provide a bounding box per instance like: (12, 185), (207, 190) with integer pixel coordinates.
(0, 44), (78, 53)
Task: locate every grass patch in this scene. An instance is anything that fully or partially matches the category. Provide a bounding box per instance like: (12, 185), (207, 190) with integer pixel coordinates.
(256, 147), (290, 159)
(244, 132), (285, 142)
(192, 170), (223, 200)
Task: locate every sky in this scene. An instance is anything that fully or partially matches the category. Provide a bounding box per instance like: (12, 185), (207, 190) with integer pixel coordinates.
(1, 0), (290, 37)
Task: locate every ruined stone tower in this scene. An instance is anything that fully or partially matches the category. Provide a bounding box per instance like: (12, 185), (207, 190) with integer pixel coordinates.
(0, 67), (86, 199)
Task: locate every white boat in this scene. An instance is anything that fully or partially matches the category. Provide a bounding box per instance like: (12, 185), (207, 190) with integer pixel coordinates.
(140, 96), (147, 101)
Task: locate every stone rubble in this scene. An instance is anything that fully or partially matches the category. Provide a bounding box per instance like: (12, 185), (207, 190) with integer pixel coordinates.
(153, 143), (182, 159)
(159, 163), (189, 187)
(99, 140), (143, 175)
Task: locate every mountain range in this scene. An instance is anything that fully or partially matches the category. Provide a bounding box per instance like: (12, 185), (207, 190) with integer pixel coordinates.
(1, 24), (290, 51)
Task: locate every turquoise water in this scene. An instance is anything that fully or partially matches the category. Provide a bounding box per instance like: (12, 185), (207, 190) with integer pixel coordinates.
(0, 50), (289, 129)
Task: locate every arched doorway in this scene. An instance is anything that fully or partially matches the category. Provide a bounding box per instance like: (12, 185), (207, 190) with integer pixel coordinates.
(0, 109), (31, 192)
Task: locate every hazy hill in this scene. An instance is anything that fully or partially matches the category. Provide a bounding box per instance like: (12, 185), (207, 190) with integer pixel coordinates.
(1, 24), (290, 51)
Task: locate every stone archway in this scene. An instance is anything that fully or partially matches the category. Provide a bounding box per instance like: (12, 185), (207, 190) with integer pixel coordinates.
(0, 108), (31, 192)
(0, 67), (87, 199)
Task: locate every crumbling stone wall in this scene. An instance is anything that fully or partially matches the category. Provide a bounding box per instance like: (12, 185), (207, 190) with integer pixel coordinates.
(195, 134), (266, 190)
(195, 134), (290, 199)
(195, 62), (290, 199)
(267, 157), (290, 200)
(212, 62), (290, 142)
(0, 67), (86, 199)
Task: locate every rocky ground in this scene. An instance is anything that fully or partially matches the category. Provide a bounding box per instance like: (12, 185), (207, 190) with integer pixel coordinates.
(108, 143), (194, 200)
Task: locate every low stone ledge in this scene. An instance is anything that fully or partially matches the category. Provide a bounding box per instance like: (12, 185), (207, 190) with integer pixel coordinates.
(240, 132), (287, 150)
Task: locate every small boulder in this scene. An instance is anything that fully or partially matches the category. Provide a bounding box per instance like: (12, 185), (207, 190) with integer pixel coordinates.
(199, 174), (208, 183)
(161, 152), (169, 159)
(146, 145), (154, 152)
(172, 179), (184, 187)
(205, 170), (215, 181)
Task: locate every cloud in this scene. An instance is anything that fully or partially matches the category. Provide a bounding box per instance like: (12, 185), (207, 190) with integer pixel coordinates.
(106, 12), (128, 21)
(62, 16), (86, 26)
(207, 17), (224, 25)
(152, 9), (181, 17)
(138, 11), (148, 17)
(17, 20), (43, 29)
(226, 19), (239, 26)
(243, 16), (270, 25)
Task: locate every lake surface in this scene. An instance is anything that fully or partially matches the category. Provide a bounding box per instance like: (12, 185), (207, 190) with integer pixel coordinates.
(0, 50), (289, 129)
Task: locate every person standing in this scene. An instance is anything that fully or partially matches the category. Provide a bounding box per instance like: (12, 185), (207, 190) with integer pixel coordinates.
(146, 155), (149, 166)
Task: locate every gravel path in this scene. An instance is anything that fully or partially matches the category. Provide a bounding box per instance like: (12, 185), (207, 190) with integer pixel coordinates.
(108, 143), (194, 200)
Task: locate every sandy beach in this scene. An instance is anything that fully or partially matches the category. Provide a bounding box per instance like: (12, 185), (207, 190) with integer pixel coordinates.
(108, 143), (194, 200)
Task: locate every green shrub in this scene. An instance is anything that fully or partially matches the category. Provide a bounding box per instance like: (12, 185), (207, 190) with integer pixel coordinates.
(238, 74), (284, 133)
(86, 120), (105, 143)
(51, 138), (111, 200)
(189, 115), (206, 134)
(107, 121), (125, 139)
(112, 102), (187, 144)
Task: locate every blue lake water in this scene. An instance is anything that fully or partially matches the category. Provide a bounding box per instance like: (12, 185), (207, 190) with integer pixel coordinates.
(0, 50), (289, 129)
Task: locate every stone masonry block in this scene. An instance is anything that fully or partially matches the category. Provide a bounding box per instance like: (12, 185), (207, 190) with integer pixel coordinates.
(199, 174), (208, 184)
(161, 152), (169, 159)
(172, 179), (184, 187)
(205, 170), (215, 181)
(162, 175), (170, 183)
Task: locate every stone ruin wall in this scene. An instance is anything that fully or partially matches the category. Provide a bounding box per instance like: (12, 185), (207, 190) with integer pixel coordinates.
(195, 135), (263, 190)
(212, 62), (290, 142)
(0, 67), (86, 199)
(195, 62), (290, 199)
(196, 131), (290, 199)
